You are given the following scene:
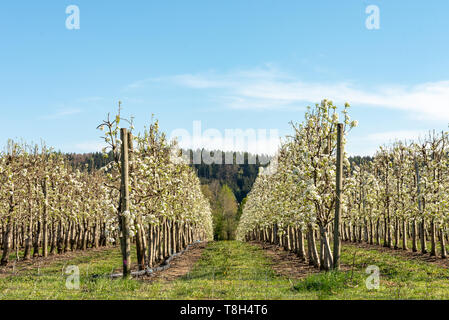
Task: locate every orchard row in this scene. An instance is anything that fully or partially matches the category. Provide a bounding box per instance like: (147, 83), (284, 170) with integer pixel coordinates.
(0, 108), (213, 272)
(237, 100), (449, 270)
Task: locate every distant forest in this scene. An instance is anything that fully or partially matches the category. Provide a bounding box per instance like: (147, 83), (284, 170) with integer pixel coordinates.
(66, 150), (269, 203)
(67, 151), (372, 199)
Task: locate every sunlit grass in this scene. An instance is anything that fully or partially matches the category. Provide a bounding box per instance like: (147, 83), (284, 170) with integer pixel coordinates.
(1, 241), (449, 299)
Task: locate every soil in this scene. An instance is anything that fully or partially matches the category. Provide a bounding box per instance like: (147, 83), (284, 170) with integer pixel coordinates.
(140, 241), (208, 282)
(250, 241), (320, 279)
(0, 246), (116, 278)
(0, 242), (208, 282)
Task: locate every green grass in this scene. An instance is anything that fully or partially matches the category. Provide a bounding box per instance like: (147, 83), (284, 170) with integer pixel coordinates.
(159, 241), (295, 300)
(294, 271), (363, 299)
(1, 241), (449, 299)
(339, 244), (449, 299)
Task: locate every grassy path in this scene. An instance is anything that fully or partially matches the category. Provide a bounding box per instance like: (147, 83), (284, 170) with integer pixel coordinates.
(160, 241), (295, 299)
(1, 241), (449, 299)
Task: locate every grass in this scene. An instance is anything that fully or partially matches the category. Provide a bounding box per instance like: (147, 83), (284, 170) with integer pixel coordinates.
(1, 241), (449, 299)
(339, 244), (449, 299)
(158, 241), (294, 299)
(294, 271), (363, 298)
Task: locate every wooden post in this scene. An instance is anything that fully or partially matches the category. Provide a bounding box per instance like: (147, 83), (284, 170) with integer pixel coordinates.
(120, 128), (131, 278)
(128, 132), (146, 270)
(333, 123), (344, 270)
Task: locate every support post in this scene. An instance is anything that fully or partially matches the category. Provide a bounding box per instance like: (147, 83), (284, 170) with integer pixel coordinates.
(120, 128), (131, 278)
(333, 123), (344, 270)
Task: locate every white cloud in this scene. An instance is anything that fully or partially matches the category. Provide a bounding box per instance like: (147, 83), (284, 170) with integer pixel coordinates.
(127, 66), (449, 120)
(40, 108), (82, 120)
(347, 129), (432, 156)
(365, 130), (430, 144)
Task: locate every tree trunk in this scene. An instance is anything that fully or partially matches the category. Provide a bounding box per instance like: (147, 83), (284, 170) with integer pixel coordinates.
(147, 224), (154, 267)
(307, 225), (320, 269)
(287, 226), (293, 251)
(430, 219), (436, 256)
(33, 219), (41, 257)
(320, 226), (333, 271)
(402, 219), (408, 250)
(57, 221), (63, 254)
(24, 207), (33, 260)
(296, 228), (306, 260)
(394, 217), (399, 250)
(50, 219), (56, 255)
(92, 219), (99, 249)
(42, 179), (49, 257)
(412, 219), (418, 252)
(420, 218), (427, 254)
(440, 227), (447, 259)
(0, 217), (13, 266)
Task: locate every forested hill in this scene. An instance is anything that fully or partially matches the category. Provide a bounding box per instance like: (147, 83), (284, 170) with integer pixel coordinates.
(65, 150), (374, 203)
(65, 151), (373, 201)
(191, 150), (269, 203)
(65, 150), (269, 203)
(65, 151), (112, 172)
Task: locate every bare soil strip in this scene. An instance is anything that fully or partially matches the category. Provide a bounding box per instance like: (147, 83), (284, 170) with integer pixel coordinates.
(250, 241), (320, 279)
(343, 241), (449, 268)
(0, 246), (115, 278)
(141, 241), (208, 282)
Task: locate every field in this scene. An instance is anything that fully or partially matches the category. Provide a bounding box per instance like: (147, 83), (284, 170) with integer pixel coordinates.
(1, 241), (449, 300)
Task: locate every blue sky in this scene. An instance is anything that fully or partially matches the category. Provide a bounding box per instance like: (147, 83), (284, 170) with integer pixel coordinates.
(1, 1), (449, 155)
